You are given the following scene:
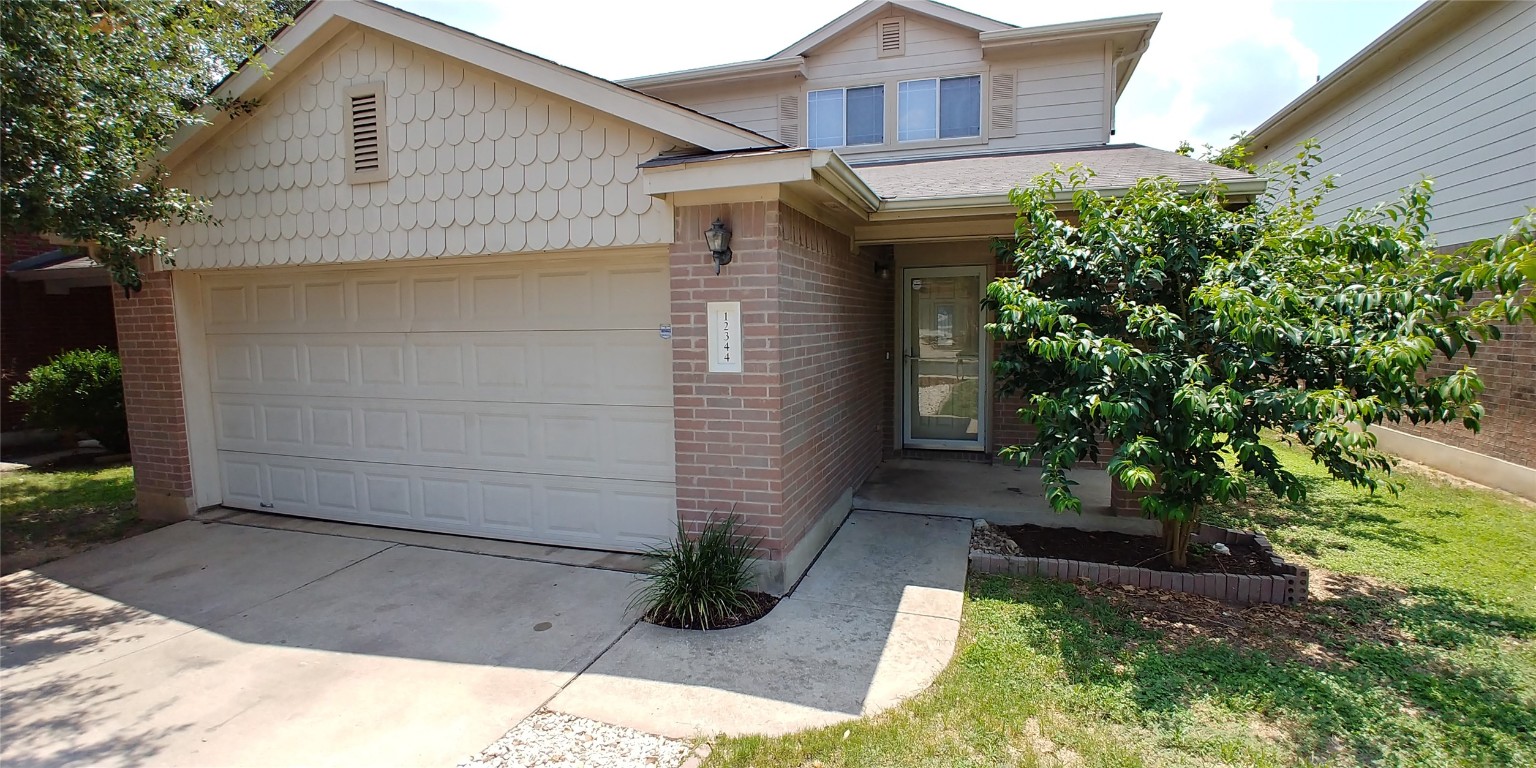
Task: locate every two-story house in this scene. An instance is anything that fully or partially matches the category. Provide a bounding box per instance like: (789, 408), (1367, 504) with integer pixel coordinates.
(124, 0), (1256, 592)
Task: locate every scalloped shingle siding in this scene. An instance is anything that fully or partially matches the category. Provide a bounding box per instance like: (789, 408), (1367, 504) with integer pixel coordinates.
(166, 30), (672, 269)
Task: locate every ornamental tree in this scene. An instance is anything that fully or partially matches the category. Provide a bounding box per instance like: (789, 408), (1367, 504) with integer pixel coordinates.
(1, 0), (296, 290)
(986, 147), (1534, 567)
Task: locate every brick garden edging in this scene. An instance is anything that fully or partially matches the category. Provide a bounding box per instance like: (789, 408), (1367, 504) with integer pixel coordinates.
(970, 524), (1310, 605)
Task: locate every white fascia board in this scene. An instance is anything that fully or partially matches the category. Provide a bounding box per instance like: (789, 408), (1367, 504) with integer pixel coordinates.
(979, 13), (1160, 50)
(642, 153), (819, 196)
(870, 177), (1267, 221)
(165, 0), (778, 168)
(1248, 1), (1460, 149)
(619, 58), (806, 92)
(771, 0), (1013, 59)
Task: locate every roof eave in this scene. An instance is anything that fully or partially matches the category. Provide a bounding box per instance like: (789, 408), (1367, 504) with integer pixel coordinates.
(163, 0), (781, 170)
(978, 13), (1160, 51)
(619, 58), (806, 92)
(870, 177), (1267, 221)
(771, 0), (1014, 60)
(1248, 1), (1475, 149)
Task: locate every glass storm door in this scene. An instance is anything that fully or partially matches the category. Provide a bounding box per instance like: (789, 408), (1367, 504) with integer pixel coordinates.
(903, 266), (986, 449)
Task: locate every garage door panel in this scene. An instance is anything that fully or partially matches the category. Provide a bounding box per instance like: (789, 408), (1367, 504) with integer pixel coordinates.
(208, 331), (671, 406)
(218, 452), (675, 551)
(206, 251), (675, 553)
(213, 394), (674, 482)
(201, 253), (668, 335)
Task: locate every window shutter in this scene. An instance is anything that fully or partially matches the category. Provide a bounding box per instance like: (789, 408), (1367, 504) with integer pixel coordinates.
(778, 94), (802, 146)
(877, 17), (904, 57)
(988, 71), (1016, 139)
(345, 84), (388, 183)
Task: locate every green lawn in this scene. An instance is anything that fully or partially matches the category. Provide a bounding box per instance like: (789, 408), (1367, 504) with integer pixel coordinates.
(1, 464), (147, 564)
(708, 442), (1536, 767)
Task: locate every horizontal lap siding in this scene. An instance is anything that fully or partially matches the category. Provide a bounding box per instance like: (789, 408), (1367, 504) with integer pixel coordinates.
(1252, 2), (1535, 469)
(1252, 2), (1536, 245)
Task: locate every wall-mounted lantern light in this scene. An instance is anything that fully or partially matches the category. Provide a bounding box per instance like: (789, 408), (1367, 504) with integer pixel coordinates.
(870, 244), (895, 279)
(705, 218), (732, 274)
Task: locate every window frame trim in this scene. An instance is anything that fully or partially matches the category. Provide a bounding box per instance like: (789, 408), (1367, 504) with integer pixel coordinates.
(806, 83), (887, 149)
(895, 73), (984, 144)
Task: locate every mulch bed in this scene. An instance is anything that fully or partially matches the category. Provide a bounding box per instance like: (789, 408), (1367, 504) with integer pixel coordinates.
(645, 591), (780, 631)
(997, 524), (1283, 576)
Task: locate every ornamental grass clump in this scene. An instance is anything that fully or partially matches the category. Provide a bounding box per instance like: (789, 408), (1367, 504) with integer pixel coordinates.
(630, 515), (762, 630)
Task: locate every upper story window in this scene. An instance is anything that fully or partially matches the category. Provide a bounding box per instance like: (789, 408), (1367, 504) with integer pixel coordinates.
(897, 75), (981, 142)
(808, 85), (885, 148)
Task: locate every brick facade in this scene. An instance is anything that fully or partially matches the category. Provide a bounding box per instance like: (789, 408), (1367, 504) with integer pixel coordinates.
(776, 206), (892, 554)
(671, 200), (890, 586)
(1, 233), (119, 430)
(113, 271), (195, 519)
(1392, 308), (1535, 468)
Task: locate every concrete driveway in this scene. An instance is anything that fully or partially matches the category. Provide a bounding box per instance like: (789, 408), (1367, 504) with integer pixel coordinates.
(0, 521), (640, 768)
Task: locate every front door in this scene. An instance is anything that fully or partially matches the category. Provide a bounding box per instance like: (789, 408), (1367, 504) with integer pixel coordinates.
(902, 266), (986, 450)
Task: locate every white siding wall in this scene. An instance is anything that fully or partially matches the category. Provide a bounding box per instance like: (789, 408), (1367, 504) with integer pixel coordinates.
(165, 30), (674, 270)
(1009, 41), (1108, 150)
(1253, 2), (1536, 246)
(640, 14), (1111, 160)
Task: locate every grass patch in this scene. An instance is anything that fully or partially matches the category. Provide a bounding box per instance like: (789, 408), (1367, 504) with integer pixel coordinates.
(1, 464), (148, 563)
(707, 442), (1536, 767)
(938, 377), (979, 418)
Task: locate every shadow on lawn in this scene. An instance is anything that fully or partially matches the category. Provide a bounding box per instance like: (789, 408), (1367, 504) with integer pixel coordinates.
(1209, 475), (1444, 558)
(978, 574), (1536, 766)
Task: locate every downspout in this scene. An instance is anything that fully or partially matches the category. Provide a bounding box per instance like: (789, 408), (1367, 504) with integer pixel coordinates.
(1109, 39), (1149, 137)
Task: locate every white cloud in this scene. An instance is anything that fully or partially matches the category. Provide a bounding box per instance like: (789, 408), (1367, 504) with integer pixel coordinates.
(1115, 1), (1320, 151)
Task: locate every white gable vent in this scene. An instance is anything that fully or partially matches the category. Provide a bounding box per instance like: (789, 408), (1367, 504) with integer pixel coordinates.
(345, 83), (388, 184)
(989, 70), (1016, 138)
(778, 94), (802, 146)
(877, 17), (904, 57)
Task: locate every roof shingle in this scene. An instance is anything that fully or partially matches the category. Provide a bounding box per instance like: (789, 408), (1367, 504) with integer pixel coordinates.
(851, 144), (1257, 200)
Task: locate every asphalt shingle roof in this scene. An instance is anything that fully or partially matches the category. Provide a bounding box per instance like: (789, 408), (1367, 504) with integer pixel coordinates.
(850, 144), (1257, 200)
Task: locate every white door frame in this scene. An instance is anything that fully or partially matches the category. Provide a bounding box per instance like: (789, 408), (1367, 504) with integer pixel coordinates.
(900, 265), (989, 451)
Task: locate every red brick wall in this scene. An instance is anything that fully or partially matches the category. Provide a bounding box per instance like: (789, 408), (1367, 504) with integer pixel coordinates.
(1, 234), (119, 430)
(776, 206), (891, 553)
(670, 201), (892, 567)
(1393, 307), (1535, 468)
(670, 202), (787, 549)
(114, 271), (193, 517)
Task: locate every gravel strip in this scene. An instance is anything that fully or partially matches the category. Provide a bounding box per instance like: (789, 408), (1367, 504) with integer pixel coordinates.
(458, 710), (694, 768)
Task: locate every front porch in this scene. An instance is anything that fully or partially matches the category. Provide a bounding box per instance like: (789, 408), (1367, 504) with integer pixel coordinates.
(853, 459), (1157, 536)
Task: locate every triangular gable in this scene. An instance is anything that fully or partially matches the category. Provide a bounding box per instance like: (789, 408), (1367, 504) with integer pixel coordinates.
(770, 0), (1014, 59)
(163, 0), (778, 169)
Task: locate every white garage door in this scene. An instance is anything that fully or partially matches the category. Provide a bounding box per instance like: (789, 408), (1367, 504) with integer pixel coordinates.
(200, 250), (677, 552)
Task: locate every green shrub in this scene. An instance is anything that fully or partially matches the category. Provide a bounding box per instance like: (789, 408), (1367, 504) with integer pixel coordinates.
(630, 515), (761, 630)
(9, 348), (128, 452)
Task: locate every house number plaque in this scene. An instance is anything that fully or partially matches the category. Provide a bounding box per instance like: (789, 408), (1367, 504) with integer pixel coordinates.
(707, 301), (743, 373)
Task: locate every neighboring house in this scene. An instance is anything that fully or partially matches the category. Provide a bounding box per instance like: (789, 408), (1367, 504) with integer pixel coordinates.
(1, 233), (118, 434)
(122, 0), (1255, 592)
(1249, 0), (1536, 499)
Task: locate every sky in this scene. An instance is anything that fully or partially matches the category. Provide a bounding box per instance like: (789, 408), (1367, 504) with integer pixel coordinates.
(387, 0), (1425, 152)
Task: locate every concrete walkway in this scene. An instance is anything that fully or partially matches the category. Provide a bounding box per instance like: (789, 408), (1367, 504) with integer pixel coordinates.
(1, 522), (641, 767)
(2, 510), (972, 763)
(547, 511), (972, 738)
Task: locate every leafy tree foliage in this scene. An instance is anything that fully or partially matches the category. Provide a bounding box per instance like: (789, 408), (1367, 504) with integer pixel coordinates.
(1, 0), (296, 290)
(1176, 131), (1254, 173)
(986, 146), (1535, 566)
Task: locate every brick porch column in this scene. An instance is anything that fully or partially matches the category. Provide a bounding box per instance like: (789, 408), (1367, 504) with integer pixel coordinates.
(114, 270), (195, 520)
(669, 202), (795, 579)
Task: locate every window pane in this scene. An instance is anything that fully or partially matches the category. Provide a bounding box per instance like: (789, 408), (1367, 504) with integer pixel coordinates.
(808, 89), (844, 148)
(939, 75), (981, 139)
(898, 79), (938, 142)
(845, 85), (884, 145)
